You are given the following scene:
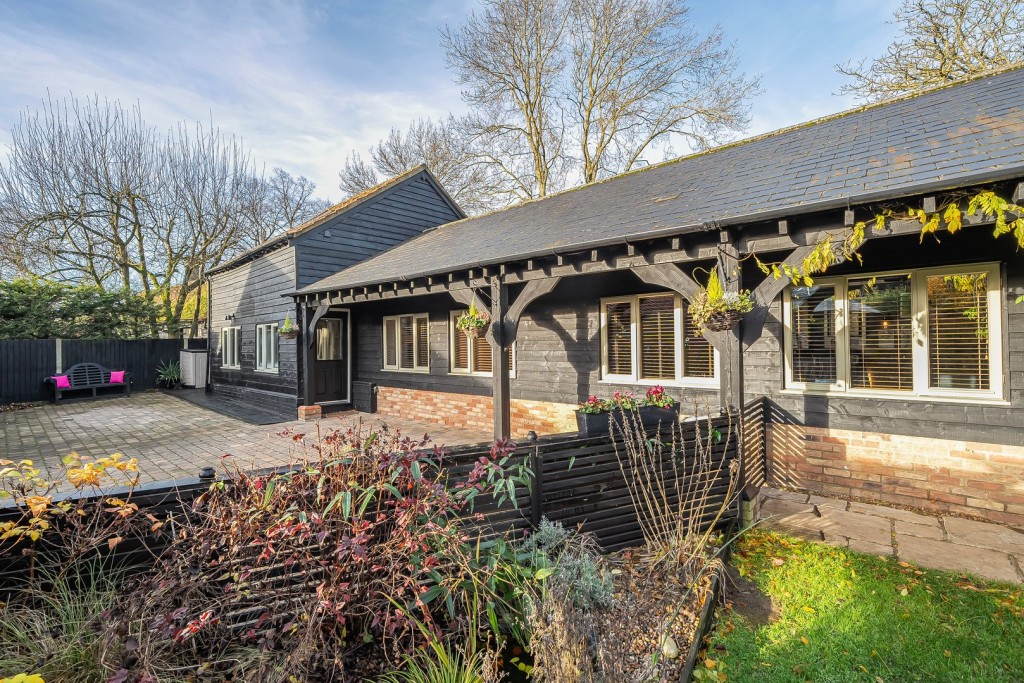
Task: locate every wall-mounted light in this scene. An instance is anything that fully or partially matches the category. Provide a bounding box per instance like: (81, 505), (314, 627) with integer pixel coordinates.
(323, 229), (332, 238)
(224, 314), (235, 321)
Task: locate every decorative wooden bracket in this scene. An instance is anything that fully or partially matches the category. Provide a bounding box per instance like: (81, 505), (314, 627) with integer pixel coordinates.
(630, 263), (728, 351)
(307, 302), (329, 348)
(741, 244), (817, 349)
(500, 277), (562, 344)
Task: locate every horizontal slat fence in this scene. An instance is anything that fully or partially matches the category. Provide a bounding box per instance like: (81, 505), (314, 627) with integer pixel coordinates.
(0, 338), (183, 404)
(0, 414), (739, 586)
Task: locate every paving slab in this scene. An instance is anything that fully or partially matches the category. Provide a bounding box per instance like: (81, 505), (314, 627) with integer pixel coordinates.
(848, 537), (895, 557)
(808, 494), (849, 511)
(896, 534), (1020, 583)
(763, 489), (810, 504)
(942, 516), (1024, 556)
(816, 508), (893, 546)
(893, 518), (944, 541)
(847, 500), (940, 525)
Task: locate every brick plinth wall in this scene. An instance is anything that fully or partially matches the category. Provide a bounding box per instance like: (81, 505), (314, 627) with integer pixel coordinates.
(375, 386), (578, 437)
(767, 424), (1024, 528)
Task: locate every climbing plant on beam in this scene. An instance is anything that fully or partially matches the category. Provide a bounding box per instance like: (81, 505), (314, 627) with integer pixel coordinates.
(754, 188), (1024, 300)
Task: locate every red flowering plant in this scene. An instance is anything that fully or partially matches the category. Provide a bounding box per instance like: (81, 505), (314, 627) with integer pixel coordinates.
(642, 385), (676, 409)
(577, 395), (610, 414)
(609, 390), (639, 411)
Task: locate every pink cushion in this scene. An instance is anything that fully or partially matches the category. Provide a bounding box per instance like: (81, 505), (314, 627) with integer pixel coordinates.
(109, 370), (125, 384)
(52, 375), (70, 389)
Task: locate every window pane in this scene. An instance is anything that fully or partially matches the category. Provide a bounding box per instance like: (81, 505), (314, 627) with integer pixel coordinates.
(606, 302), (632, 375)
(473, 335), (492, 373)
(639, 295), (676, 380)
(416, 316), (429, 368)
(928, 272), (990, 390)
(848, 275), (913, 390)
(452, 317), (470, 370)
(399, 316), (415, 369)
(790, 285), (837, 384)
(317, 319), (343, 361)
(257, 327), (264, 369)
(682, 300), (714, 378)
(384, 319), (397, 367)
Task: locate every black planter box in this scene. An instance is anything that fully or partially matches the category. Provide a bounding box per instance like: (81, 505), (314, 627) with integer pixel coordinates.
(576, 404), (679, 436)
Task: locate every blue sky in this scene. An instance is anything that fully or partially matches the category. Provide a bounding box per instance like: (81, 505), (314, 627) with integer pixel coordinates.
(0, 0), (901, 200)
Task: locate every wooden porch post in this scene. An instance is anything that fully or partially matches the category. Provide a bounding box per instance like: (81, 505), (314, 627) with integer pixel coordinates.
(718, 245), (745, 415)
(301, 304), (315, 406)
(490, 278), (511, 441)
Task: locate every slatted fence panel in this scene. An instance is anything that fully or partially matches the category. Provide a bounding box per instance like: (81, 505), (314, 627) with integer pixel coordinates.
(0, 339), (56, 403)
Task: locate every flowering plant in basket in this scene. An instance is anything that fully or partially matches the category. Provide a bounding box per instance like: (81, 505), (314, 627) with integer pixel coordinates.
(689, 268), (754, 333)
(455, 301), (490, 338)
(279, 314), (299, 339)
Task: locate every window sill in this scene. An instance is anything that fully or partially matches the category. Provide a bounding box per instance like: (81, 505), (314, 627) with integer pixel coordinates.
(381, 368), (430, 374)
(598, 377), (718, 390)
(221, 365), (241, 371)
(779, 388), (1010, 407)
(451, 370), (519, 379)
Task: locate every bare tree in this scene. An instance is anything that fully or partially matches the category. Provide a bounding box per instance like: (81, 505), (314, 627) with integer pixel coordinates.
(569, 0), (757, 182)
(0, 95), (329, 336)
(338, 115), (501, 214)
(239, 167), (330, 246)
(837, 0), (1024, 102)
(438, 0), (757, 199)
(442, 0), (569, 201)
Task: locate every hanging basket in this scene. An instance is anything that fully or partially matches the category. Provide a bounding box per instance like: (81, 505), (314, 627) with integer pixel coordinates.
(280, 330), (299, 340)
(702, 309), (744, 332)
(462, 322), (489, 339)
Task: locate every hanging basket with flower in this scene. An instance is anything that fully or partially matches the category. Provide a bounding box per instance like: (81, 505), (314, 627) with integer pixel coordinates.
(689, 268), (754, 334)
(455, 302), (490, 339)
(279, 314), (299, 339)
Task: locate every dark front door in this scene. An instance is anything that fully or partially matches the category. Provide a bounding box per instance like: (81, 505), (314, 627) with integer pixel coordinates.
(314, 313), (349, 403)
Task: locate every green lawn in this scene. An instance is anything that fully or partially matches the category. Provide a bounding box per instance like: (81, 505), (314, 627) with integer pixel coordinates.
(704, 530), (1024, 682)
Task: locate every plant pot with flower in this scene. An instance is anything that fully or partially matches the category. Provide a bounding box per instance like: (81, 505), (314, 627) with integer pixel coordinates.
(689, 268), (755, 333)
(279, 314), (299, 340)
(638, 385), (679, 430)
(456, 302), (490, 339)
(575, 391), (641, 436)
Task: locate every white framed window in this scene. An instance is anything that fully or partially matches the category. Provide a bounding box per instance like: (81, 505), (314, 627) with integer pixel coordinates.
(255, 323), (279, 372)
(382, 313), (430, 372)
(783, 262), (1003, 401)
(221, 326), (241, 369)
(449, 311), (516, 377)
(599, 292), (717, 386)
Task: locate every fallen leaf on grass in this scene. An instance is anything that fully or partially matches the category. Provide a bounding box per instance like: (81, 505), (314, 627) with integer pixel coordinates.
(800, 636), (809, 645)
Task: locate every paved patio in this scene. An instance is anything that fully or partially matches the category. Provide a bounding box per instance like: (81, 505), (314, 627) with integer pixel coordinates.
(758, 487), (1024, 583)
(1, 392), (487, 487)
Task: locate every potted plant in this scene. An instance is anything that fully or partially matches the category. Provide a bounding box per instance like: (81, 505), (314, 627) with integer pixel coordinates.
(280, 314), (299, 340)
(156, 359), (181, 389)
(689, 268), (754, 333)
(638, 385), (679, 429)
(575, 391), (640, 436)
(575, 395), (611, 436)
(455, 302), (490, 338)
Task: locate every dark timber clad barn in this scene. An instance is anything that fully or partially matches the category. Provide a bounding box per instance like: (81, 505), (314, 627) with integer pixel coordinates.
(205, 165), (464, 414)
(292, 68), (1024, 529)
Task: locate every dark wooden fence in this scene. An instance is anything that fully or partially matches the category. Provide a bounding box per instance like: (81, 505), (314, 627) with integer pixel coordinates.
(0, 338), (185, 404)
(0, 414), (740, 585)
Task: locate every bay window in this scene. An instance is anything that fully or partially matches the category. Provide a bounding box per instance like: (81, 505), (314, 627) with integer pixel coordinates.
(783, 263), (1002, 399)
(382, 313), (429, 372)
(599, 293), (716, 385)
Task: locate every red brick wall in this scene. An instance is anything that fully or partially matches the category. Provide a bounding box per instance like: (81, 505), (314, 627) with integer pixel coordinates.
(375, 386), (578, 437)
(767, 424), (1024, 527)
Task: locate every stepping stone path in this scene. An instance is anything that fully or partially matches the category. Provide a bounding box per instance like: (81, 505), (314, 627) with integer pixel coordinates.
(757, 487), (1024, 583)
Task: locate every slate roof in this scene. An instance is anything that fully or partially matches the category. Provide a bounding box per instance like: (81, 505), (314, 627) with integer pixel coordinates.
(209, 164), (461, 276)
(296, 67), (1024, 295)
